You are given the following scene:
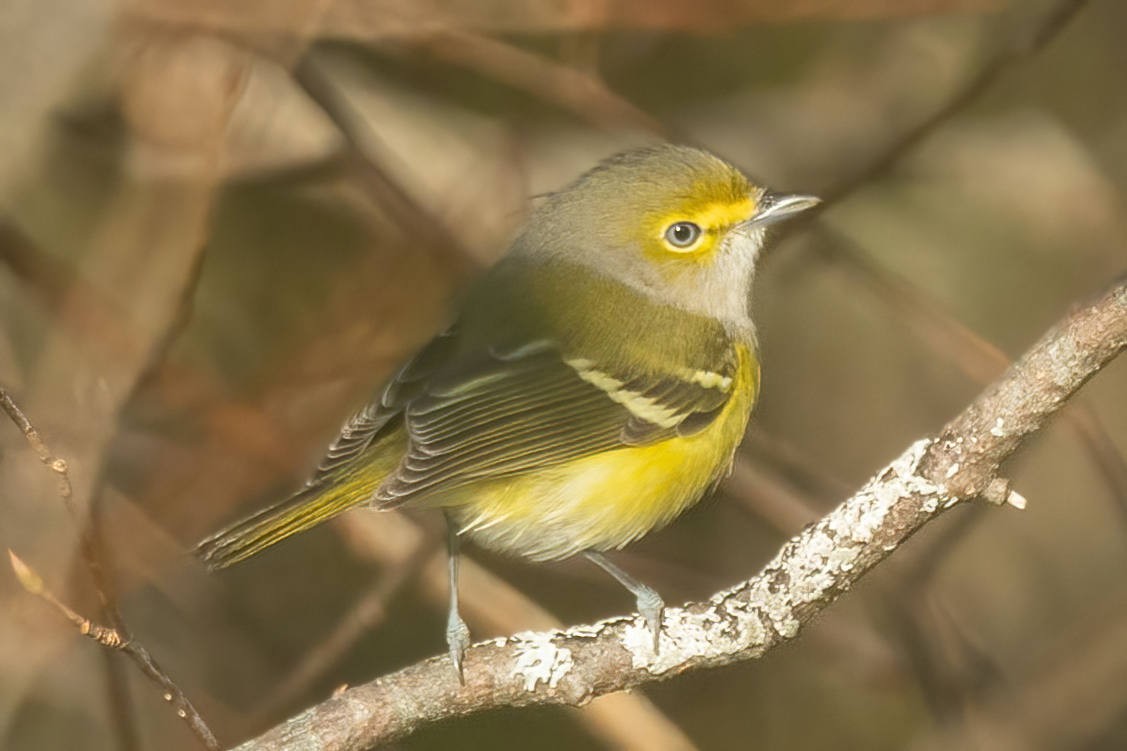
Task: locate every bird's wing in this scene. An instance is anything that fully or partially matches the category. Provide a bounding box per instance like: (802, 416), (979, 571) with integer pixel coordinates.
(305, 327), (459, 485)
(372, 335), (739, 507)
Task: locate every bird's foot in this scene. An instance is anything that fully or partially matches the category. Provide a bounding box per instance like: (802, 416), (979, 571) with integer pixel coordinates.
(446, 609), (471, 683)
(635, 584), (665, 652)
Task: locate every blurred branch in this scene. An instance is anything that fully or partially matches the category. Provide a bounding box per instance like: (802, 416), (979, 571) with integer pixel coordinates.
(892, 589), (1002, 718)
(403, 30), (665, 134)
(813, 227), (1127, 536)
(253, 533), (440, 719)
(756, 0), (1123, 549)
(0, 219), (143, 361)
(101, 648), (143, 751)
(6, 551), (221, 749)
(124, 0), (1002, 52)
(1, 388), (118, 623)
(723, 455), (821, 533)
(782, 0), (1092, 231)
(1067, 407), (1127, 527)
(1, 388), (220, 751)
(291, 55), (479, 276)
(742, 431), (853, 501)
(2, 30), (240, 746)
(910, 600), (1127, 751)
(796, 227), (1127, 720)
(235, 279), (1126, 750)
(0, 389), (74, 500)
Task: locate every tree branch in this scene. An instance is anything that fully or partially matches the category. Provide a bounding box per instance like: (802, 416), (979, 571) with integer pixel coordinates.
(775, 0), (1091, 238)
(235, 278), (1126, 750)
(1, 388), (221, 751)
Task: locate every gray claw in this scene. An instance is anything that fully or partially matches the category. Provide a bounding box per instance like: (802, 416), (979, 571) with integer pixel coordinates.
(446, 610), (471, 683)
(582, 550), (666, 652)
(636, 585), (665, 651)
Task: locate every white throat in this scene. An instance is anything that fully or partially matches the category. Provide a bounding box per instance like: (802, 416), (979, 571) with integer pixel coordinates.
(594, 228), (764, 336)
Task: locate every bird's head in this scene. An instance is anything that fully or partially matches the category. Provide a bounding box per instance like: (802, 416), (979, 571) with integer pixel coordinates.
(520, 144), (818, 330)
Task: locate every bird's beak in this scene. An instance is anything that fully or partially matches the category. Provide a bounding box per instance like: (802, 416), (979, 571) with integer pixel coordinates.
(744, 192), (821, 228)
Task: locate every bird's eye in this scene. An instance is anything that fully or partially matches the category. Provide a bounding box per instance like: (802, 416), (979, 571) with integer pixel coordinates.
(664, 221), (702, 249)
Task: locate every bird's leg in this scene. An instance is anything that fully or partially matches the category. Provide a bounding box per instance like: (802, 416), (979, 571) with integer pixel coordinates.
(584, 550), (665, 650)
(445, 514), (471, 683)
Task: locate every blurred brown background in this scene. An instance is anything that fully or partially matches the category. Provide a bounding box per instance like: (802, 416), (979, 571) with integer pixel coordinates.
(1, 0), (1125, 749)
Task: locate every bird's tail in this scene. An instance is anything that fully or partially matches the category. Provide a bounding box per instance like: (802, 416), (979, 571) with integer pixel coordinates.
(196, 478), (370, 570)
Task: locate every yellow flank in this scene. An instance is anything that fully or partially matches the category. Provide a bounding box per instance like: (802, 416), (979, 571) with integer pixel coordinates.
(198, 346), (758, 568)
(202, 345), (758, 568)
(449, 344), (759, 561)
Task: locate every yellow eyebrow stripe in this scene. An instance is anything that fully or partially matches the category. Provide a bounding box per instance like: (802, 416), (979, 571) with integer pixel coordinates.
(685, 197), (756, 230)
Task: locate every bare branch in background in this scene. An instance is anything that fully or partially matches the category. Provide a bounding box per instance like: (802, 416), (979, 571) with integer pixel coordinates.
(123, 0), (1003, 54)
(291, 56), (479, 276)
(1, 388), (220, 750)
(910, 601), (1127, 750)
(402, 30), (666, 135)
(0, 390), (73, 502)
(753, 0), (1125, 637)
(252, 534), (440, 720)
(793, 0), (1093, 220)
(7, 551), (219, 748)
(234, 278), (1125, 750)
(0, 220), (143, 364)
(810, 227), (1127, 529)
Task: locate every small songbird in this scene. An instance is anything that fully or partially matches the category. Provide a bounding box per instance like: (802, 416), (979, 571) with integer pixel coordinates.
(196, 144), (818, 676)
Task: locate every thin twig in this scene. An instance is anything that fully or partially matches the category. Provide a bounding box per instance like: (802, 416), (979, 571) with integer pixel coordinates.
(101, 649), (143, 751)
(8, 551), (220, 749)
(910, 600), (1127, 750)
(1, 387), (221, 751)
(234, 278), (1126, 750)
(404, 29), (666, 135)
(81, 44), (243, 747)
(0, 387), (117, 616)
(822, 0), (1087, 218)
(0, 388), (74, 503)
(723, 455), (821, 533)
(893, 592), (1002, 718)
(291, 55), (479, 277)
(772, 0), (1092, 246)
(123, 0), (1003, 48)
(10, 551), (127, 647)
(254, 533), (441, 719)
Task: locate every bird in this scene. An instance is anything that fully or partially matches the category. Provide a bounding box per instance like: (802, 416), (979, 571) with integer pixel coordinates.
(196, 143), (819, 678)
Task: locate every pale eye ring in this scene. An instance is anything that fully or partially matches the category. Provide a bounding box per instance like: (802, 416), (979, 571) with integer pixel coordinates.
(664, 221), (702, 249)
